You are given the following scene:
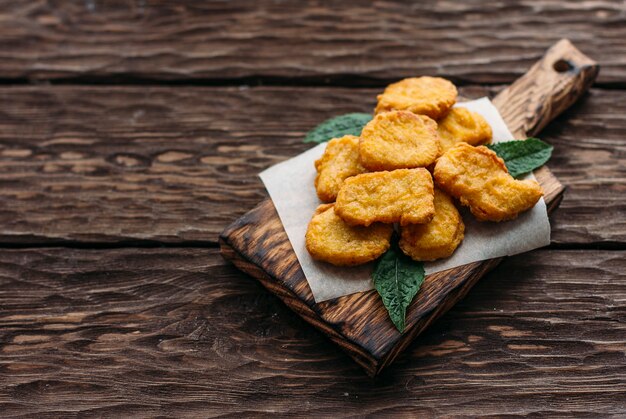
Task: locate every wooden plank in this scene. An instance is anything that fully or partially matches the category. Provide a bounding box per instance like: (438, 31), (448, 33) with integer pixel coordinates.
(220, 167), (563, 375)
(0, 82), (622, 245)
(541, 90), (626, 245)
(0, 1), (624, 84)
(0, 248), (624, 416)
(220, 40), (596, 375)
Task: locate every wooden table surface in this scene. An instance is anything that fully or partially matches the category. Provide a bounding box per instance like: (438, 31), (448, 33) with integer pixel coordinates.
(0, 1), (624, 417)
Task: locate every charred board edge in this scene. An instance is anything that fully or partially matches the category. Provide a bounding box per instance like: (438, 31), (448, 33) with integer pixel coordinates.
(218, 237), (378, 371)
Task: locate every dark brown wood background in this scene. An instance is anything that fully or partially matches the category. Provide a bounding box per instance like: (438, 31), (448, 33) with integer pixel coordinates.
(0, 1), (624, 416)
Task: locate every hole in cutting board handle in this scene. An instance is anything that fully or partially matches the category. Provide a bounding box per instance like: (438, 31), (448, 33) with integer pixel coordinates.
(553, 59), (574, 72)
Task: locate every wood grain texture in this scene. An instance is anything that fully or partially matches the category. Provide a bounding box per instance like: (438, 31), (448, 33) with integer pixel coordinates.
(220, 169), (564, 375)
(0, 0), (624, 85)
(492, 39), (599, 138)
(0, 2), (620, 416)
(220, 41), (598, 375)
(0, 248), (624, 416)
(0, 85), (622, 245)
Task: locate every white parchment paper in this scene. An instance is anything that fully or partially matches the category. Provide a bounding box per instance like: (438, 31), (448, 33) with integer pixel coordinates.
(260, 98), (550, 302)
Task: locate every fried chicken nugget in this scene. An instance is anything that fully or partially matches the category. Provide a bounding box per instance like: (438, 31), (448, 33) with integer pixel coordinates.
(314, 135), (367, 202)
(359, 111), (441, 171)
(433, 143), (543, 222)
(335, 168), (435, 226)
(305, 204), (393, 266)
(399, 189), (465, 261)
(437, 107), (493, 153)
(375, 76), (457, 120)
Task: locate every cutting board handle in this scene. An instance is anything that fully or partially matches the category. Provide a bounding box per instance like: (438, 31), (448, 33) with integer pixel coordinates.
(492, 39), (599, 138)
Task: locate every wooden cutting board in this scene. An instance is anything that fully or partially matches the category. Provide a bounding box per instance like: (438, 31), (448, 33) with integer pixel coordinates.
(219, 39), (598, 376)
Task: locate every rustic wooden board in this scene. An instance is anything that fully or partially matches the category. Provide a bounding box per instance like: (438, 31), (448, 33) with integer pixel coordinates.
(0, 1), (624, 85)
(0, 86), (623, 246)
(1, 248), (624, 416)
(220, 40), (598, 375)
(0, 2), (622, 416)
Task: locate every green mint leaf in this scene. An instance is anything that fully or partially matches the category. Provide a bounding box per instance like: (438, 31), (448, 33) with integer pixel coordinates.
(303, 113), (372, 144)
(487, 138), (553, 178)
(372, 242), (425, 333)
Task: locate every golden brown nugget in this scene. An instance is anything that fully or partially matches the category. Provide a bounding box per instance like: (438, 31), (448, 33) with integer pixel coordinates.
(437, 107), (493, 152)
(375, 76), (457, 119)
(399, 189), (465, 261)
(314, 135), (367, 202)
(305, 204), (393, 266)
(433, 143), (543, 222)
(359, 111), (441, 171)
(335, 168), (435, 227)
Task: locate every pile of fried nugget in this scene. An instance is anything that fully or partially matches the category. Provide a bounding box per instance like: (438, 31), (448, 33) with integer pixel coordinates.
(306, 76), (544, 266)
